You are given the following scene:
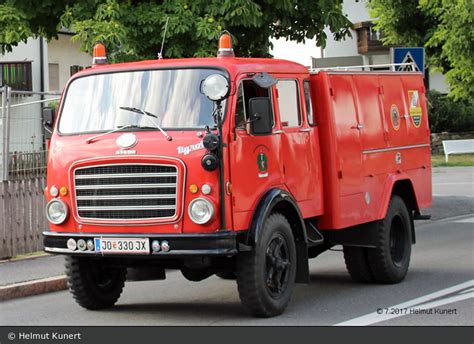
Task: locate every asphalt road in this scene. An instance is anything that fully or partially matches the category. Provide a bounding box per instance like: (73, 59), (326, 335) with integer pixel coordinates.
(0, 167), (472, 326)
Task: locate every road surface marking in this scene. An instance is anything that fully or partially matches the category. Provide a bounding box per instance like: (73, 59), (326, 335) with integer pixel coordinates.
(334, 279), (474, 326)
(454, 217), (474, 223)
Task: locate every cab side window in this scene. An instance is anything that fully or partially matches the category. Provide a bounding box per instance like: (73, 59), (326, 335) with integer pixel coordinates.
(235, 83), (246, 128)
(304, 80), (315, 126)
(276, 80), (300, 127)
(235, 80), (272, 129)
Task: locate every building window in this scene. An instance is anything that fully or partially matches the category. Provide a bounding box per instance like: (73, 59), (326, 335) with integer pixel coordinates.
(368, 25), (381, 41)
(70, 65), (84, 76)
(0, 61), (33, 91)
(49, 63), (59, 91)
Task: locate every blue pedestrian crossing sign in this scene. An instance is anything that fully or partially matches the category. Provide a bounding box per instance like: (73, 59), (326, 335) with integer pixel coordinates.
(391, 47), (425, 76)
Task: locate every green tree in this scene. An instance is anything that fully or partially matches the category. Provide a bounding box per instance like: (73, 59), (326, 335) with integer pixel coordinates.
(368, 0), (474, 101)
(0, 0), (78, 52)
(1, 0), (352, 61)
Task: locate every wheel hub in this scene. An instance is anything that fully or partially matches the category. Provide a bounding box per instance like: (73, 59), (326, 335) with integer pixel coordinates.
(389, 215), (406, 267)
(265, 235), (290, 297)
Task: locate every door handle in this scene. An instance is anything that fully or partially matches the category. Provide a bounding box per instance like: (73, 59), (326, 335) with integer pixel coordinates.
(351, 124), (364, 130)
(273, 130), (284, 134)
(299, 128), (311, 132)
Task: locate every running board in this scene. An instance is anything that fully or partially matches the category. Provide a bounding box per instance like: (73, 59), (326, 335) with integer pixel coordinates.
(304, 220), (324, 247)
(414, 212), (431, 220)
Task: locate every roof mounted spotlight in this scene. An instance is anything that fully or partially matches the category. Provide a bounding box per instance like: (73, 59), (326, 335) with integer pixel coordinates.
(217, 31), (235, 58)
(92, 43), (108, 65)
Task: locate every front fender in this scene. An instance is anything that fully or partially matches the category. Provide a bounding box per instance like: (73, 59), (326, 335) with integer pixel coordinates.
(245, 188), (309, 284)
(245, 188), (307, 246)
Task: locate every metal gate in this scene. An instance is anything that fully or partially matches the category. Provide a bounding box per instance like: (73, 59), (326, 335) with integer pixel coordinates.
(0, 86), (60, 258)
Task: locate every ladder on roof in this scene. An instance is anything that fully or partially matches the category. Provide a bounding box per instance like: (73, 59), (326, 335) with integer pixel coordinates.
(309, 62), (418, 74)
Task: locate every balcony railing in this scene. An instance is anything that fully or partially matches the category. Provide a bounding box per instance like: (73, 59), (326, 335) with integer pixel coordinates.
(354, 21), (394, 54)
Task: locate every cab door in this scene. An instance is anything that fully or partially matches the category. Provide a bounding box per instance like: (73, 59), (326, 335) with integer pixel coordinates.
(275, 78), (315, 202)
(228, 77), (283, 230)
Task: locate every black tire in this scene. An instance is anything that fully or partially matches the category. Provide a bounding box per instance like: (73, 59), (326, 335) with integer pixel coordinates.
(216, 272), (236, 280)
(65, 256), (127, 310)
(236, 213), (297, 317)
(343, 246), (374, 283)
(367, 195), (412, 284)
(181, 268), (213, 282)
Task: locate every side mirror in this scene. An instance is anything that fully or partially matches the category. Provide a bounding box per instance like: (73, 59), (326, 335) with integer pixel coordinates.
(249, 97), (273, 136)
(43, 107), (56, 138)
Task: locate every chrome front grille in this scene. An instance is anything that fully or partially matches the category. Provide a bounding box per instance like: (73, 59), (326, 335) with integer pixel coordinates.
(74, 164), (178, 220)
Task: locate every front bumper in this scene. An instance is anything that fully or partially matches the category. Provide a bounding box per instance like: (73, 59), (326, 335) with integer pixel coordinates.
(43, 231), (238, 257)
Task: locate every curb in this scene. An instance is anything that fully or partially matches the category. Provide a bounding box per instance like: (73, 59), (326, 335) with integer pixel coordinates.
(0, 275), (67, 301)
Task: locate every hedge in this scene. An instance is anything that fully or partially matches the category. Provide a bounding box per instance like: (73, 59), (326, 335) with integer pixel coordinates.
(427, 90), (474, 133)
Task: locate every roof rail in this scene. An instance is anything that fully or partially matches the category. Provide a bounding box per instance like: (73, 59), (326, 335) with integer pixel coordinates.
(309, 62), (418, 74)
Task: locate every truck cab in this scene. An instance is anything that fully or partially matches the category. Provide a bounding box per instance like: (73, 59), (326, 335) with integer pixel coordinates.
(43, 34), (431, 317)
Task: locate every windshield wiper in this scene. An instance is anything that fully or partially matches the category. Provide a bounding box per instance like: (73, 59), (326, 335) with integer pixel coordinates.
(86, 124), (138, 144)
(119, 106), (172, 141)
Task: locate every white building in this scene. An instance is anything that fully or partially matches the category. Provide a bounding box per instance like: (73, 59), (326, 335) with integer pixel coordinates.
(47, 33), (92, 92)
(0, 33), (91, 162)
(0, 32), (91, 94)
(272, 0), (448, 94)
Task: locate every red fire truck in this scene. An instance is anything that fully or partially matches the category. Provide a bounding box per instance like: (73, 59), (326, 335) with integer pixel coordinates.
(43, 33), (432, 317)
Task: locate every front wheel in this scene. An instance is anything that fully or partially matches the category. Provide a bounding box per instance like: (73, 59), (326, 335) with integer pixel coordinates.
(65, 256), (127, 310)
(236, 213), (297, 317)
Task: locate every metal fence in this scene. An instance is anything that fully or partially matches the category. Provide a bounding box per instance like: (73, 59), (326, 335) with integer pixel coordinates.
(1, 86), (60, 181)
(0, 86), (60, 258)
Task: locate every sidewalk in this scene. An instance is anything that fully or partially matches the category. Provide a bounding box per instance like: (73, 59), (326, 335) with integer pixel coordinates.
(0, 255), (65, 286)
(0, 254), (67, 301)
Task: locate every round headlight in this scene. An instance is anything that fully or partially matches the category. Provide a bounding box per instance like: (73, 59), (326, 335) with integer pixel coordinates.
(188, 198), (215, 224)
(46, 199), (68, 224)
(201, 74), (230, 101)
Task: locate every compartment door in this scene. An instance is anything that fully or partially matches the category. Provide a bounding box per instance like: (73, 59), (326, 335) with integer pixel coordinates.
(353, 75), (386, 151)
(379, 76), (408, 148)
(329, 75), (363, 196)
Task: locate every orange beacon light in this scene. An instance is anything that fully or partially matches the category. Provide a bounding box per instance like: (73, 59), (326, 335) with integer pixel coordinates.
(92, 43), (108, 65)
(217, 32), (234, 58)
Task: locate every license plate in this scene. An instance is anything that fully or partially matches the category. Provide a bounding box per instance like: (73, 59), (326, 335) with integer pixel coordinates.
(94, 238), (149, 254)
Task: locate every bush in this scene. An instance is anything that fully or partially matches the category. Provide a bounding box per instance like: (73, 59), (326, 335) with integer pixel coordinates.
(427, 90), (474, 133)
(48, 100), (59, 112)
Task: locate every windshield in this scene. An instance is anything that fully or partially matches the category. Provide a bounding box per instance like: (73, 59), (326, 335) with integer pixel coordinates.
(58, 68), (226, 134)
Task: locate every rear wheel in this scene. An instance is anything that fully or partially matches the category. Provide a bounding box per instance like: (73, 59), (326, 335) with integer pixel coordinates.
(181, 268), (213, 282)
(367, 195), (412, 283)
(236, 213), (297, 317)
(65, 256), (126, 310)
(216, 272), (236, 280)
(343, 246), (374, 283)
(343, 195), (412, 284)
